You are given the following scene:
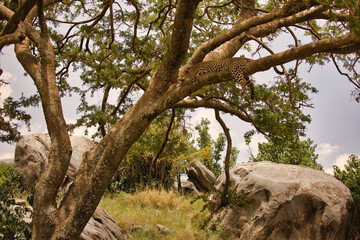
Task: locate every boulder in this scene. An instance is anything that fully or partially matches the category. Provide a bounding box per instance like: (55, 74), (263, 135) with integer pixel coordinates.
(14, 133), (94, 188)
(210, 161), (358, 240)
(81, 207), (129, 240)
(186, 160), (216, 192)
(179, 179), (200, 195)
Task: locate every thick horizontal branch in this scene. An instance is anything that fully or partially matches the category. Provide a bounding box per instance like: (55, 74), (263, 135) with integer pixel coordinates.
(248, 5), (327, 39)
(244, 33), (360, 76)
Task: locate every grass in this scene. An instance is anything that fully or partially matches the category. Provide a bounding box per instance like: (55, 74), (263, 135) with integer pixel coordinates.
(99, 188), (220, 240)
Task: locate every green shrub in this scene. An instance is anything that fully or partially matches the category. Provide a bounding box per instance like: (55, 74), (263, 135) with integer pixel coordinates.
(333, 154), (360, 207)
(0, 162), (32, 239)
(0, 163), (22, 198)
(333, 154), (360, 234)
(109, 154), (175, 194)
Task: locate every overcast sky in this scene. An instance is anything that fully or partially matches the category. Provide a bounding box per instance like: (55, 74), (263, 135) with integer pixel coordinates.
(1, 44), (359, 174)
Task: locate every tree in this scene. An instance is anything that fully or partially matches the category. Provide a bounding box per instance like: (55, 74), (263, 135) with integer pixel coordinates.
(333, 154), (360, 207)
(195, 118), (212, 150)
(194, 118), (226, 177)
(194, 118), (238, 177)
(212, 132), (226, 177)
(1, 0), (359, 239)
(250, 137), (322, 170)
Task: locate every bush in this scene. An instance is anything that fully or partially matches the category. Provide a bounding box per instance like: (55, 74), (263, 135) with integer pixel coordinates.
(0, 163), (22, 198)
(108, 153), (175, 193)
(333, 154), (360, 234)
(333, 154), (360, 207)
(0, 163), (32, 239)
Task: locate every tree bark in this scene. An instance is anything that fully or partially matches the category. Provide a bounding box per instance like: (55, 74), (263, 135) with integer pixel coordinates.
(15, 14), (72, 240)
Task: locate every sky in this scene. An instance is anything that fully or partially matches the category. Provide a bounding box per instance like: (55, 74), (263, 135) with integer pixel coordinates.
(0, 43), (359, 175)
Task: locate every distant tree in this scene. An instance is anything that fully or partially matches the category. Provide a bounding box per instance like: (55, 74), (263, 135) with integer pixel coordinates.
(195, 118), (212, 150)
(333, 154), (360, 207)
(0, 163), (32, 239)
(212, 132), (226, 176)
(1, 0), (359, 238)
(250, 137), (322, 170)
(194, 118), (237, 177)
(230, 147), (240, 168)
(0, 86), (39, 143)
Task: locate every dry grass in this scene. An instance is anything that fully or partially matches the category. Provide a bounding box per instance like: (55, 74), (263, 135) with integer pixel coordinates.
(99, 189), (219, 240)
(123, 188), (191, 211)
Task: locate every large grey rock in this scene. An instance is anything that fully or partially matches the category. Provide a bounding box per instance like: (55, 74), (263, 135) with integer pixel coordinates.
(186, 160), (216, 192)
(210, 161), (358, 240)
(178, 179), (200, 195)
(81, 207), (129, 240)
(14, 133), (94, 188)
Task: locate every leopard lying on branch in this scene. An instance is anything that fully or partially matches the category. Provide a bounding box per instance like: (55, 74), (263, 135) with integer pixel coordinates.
(179, 57), (255, 100)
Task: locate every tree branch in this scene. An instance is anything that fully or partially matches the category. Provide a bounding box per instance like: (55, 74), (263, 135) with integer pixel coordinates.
(187, 0), (319, 67)
(0, 26), (25, 51)
(0, 3), (14, 20)
(153, 0), (201, 84)
(215, 109), (231, 207)
(152, 108), (176, 166)
(244, 33), (360, 76)
(0, 0), (37, 36)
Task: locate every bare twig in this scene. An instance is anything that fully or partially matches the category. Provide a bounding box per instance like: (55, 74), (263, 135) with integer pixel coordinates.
(153, 108), (176, 165)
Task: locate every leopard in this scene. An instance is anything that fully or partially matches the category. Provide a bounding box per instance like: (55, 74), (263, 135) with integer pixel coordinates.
(179, 57), (255, 100)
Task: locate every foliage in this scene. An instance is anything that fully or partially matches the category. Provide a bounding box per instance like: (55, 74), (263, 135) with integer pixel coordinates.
(194, 118), (239, 177)
(0, 81), (40, 143)
(223, 188), (251, 209)
(112, 153), (174, 193)
(0, 163), (23, 198)
(0, 163), (32, 239)
(108, 110), (196, 192)
(251, 137), (323, 170)
(195, 118), (212, 150)
(333, 154), (360, 207)
(242, 76), (323, 170)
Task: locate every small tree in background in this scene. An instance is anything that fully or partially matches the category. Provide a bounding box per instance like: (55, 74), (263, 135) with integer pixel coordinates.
(194, 118), (239, 177)
(0, 163), (32, 239)
(250, 137), (322, 170)
(334, 154), (360, 207)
